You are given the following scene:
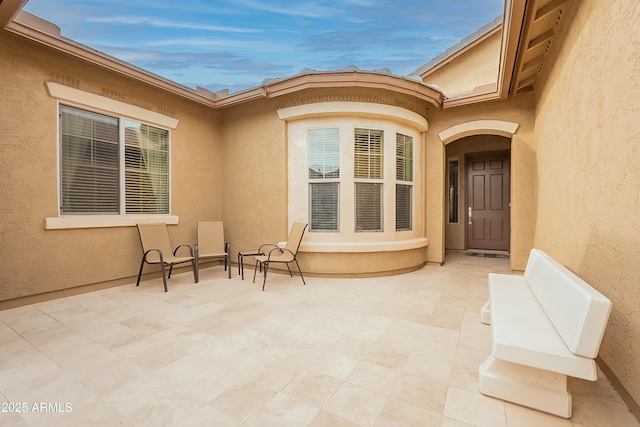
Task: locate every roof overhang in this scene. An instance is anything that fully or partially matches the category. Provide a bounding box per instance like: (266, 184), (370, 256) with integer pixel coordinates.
(444, 0), (569, 107)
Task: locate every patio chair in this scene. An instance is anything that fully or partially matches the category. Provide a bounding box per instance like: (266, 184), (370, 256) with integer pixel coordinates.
(196, 221), (231, 279)
(253, 222), (307, 291)
(136, 223), (198, 292)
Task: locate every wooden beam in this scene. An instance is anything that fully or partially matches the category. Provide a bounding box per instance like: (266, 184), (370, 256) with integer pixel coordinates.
(528, 29), (555, 50)
(535, 0), (568, 21)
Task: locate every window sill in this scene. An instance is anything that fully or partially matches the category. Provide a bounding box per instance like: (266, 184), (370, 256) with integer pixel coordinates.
(299, 237), (428, 253)
(44, 215), (179, 230)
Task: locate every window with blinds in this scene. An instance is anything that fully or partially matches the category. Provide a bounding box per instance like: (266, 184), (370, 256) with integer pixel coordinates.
(60, 105), (120, 214)
(355, 182), (382, 231)
(60, 104), (169, 215)
(309, 128), (339, 231)
(354, 128), (384, 232)
(396, 133), (413, 230)
(124, 121), (169, 214)
(354, 128), (383, 179)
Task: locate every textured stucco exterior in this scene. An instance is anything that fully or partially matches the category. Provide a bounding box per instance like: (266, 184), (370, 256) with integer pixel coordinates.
(420, 27), (502, 98)
(530, 0), (640, 405)
(0, 33), (222, 303)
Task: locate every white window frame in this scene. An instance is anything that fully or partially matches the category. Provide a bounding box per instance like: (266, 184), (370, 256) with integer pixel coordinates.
(354, 128), (384, 232)
(308, 128), (340, 232)
(44, 82), (179, 229)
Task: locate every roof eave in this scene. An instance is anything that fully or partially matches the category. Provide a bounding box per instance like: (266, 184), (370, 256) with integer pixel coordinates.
(215, 71), (444, 110)
(442, 0), (527, 108)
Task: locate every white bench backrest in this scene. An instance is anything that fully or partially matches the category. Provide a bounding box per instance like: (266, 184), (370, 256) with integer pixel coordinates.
(524, 249), (612, 358)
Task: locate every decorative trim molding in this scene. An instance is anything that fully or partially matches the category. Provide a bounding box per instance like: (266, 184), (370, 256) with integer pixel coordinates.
(438, 119), (519, 144)
(277, 101), (429, 132)
(46, 82), (179, 129)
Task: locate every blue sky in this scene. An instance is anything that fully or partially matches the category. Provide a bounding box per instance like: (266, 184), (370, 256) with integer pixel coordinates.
(23, 0), (504, 94)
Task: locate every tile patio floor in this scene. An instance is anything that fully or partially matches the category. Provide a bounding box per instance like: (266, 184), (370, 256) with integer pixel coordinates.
(0, 253), (638, 427)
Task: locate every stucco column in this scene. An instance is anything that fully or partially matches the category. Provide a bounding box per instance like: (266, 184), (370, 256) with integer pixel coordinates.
(425, 130), (446, 264)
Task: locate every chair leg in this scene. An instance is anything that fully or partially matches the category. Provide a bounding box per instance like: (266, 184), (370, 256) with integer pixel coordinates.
(192, 258), (199, 283)
(136, 257), (145, 286)
(262, 262), (269, 291)
(294, 259), (306, 285)
(159, 263), (169, 292)
(168, 265), (173, 279)
(227, 255), (231, 279)
(285, 263), (293, 277)
(253, 260), (259, 283)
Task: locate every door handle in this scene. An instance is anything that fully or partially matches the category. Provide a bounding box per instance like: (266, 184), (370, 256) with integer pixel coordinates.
(468, 206), (473, 225)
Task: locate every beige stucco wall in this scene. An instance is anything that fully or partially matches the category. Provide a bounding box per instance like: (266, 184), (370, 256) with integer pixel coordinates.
(445, 135), (511, 250)
(531, 0), (640, 405)
(422, 29), (502, 97)
(425, 95), (536, 270)
(0, 33), (222, 304)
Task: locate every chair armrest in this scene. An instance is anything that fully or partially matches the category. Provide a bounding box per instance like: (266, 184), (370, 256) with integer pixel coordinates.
(173, 244), (194, 257)
(143, 248), (164, 264)
(266, 246), (291, 260)
(257, 243), (279, 254)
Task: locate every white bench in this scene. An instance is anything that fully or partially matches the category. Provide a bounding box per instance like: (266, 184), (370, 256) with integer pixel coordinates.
(478, 248), (612, 418)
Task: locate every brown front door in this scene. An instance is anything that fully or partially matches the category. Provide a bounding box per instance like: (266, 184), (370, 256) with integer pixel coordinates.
(466, 152), (510, 251)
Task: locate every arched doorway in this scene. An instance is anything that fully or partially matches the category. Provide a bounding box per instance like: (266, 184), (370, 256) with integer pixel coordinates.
(439, 120), (519, 253)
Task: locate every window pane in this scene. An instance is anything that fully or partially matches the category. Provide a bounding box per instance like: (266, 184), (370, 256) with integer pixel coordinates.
(396, 133), (413, 181)
(355, 182), (382, 231)
(309, 128), (339, 178)
(125, 121), (169, 214)
(310, 183), (339, 231)
(354, 128), (383, 179)
(60, 105), (119, 214)
(448, 160), (459, 223)
(396, 184), (412, 230)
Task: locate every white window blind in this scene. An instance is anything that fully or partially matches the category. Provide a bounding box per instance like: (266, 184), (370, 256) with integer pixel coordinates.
(125, 121), (169, 214)
(354, 128), (383, 179)
(396, 184), (412, 230)
(355, 182), (382, 231)
(60, 105), (119, 214)
(354, 128), (384, 232)
(310, 182), (339, 231)
(396, 133), (413, 230)
(396, 133), (413, 181)
(308, 128), (340, 231)
(59, 104), (169, 215)
(309, 128), (339, 179)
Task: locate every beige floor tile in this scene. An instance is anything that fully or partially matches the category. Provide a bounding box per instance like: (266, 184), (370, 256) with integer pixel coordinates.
(244, 392), (320, 427)
(323, 382), (388, 427)
(329, 335), (376, 360)
(126, 387), (205, 426)
(504, 402), (572, 426)
(403, 352), (453, 385)
(374, 397), (442, 427)
(390, 372), (448, 413)
(307, 409), (361, 427)
(364, 342), (411, 370)
(312, 350), (359, 380)
(346, 360), (400, 395)
(443, 387), (506, 427)
(282, 370), (343, 407)
(177, 404), (241, 427)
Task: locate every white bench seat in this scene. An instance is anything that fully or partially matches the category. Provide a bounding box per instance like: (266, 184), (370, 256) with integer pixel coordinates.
(489, 274), (596, 380)
(478, 249), (612, 418)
